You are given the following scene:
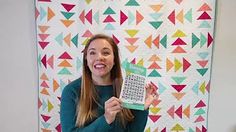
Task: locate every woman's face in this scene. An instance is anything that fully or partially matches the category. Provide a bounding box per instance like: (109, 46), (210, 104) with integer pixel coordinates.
(86, 39), (114, 80)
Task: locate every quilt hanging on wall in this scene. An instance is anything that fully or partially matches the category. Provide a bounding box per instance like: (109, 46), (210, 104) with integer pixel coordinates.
(35, 0), (216, 131)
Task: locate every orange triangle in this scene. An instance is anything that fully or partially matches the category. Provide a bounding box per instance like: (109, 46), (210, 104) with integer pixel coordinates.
(176, 10), (184, 23)
(183, 105), (190, 118)
(198, 3), (212, 11)
(40, 88), (50, 95)
(150, 4), (163, 12)
(53, 79), (60, 92)
(172, 46), (186, 53)
(47, 7), (55, 21)
(145, 35), (152, 48)
(64, 33), (71, 47)
(136, 10), (144, 25)
(38, 25), (49, 33)
(166, 58), (174, 71)
(125, 45), (138, 53)
(60, 19), (74, 27)
(172, 92), (185, 100)
(152, 99), (161, 107)
(148, 54), (161, 61)
(148, 62), (161, 69)
(40, 73), (49, 81)
(58, 60), (72, 67)
(41, 128), (51, 132)
(153, 35), (160, 48)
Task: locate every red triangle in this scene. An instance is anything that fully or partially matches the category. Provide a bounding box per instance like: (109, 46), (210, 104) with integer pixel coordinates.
(198, 3), (212, 11)
(148, 62), (161, 69)
(175, 105), (182, 118)
(207, 32), (213, 47)
(39, 41), (49, 49)
(161, 127), (166, 132)
(47, 55), (54, 69)
(206, 82), (210, 93)
(195, 100), (206, 108)
(183, 58), (191, 72)
(40, 81), (49, 88)
(172, 46), (186, 53)
(56, 124), (61, 132)
(136, 10), (144, 25)
(41, 55), (47, 68)
(202, 125), (207, 132)
(85, 9), (92, 24)
(197, 60), (208, 68)
(120, 11), (128, 25)
(131, 58), (136, 64)
(41, 114), (51, 122)
(149, 115), (161, 122)
(168, 10), (175, 24)
(79, 10), (85, 24)
(197, 11), (211, 20)
(172, 38), (186, 45)
(171, 85), (186, 92)
(112, 35), (120, 44)
(35, 7), (39, 19)
(38, 0), (51, 2)
(125, 38), (139, 45)
(103, 15), (116, 23)
(61, 3), (75, 12)
(58, 52), (72, 59)
(153, 35), (160, 48)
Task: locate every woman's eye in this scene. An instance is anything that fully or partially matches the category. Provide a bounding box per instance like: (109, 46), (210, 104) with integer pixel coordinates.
(103, 51), (110, 55)
(89, 51), (96, 55)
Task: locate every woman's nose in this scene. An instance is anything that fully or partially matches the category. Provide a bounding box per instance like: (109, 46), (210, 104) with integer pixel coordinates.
(97, 53), (105, 60)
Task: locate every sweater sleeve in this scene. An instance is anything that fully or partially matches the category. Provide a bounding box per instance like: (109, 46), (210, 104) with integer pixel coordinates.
(60, 84), (112, 132)
(126, 110), (149, 132)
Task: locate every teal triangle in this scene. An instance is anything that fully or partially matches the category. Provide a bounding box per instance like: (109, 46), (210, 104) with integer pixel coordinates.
(71, 34), (78, 47)
(125, 0), (140, 6)
(128, 11), (135, 25)
(76, 57), (82, 72)
(198, 52), (209, 59)
(58, 68), (72, 75)
(148, 69), (161, 77)
(41, 121), (50, 128)
(55, 32), (63, 46)
(122, 58), (129, 69)
(198, 21), (211, 28)
(104, 23), (115, 30)
(149, 21), (163, 29)
(200, 33), (207, 47)
(103, 7), (116, 15)
(171, 76), (186, 84)
(42, 99), (47, 111)
(38, 54), (42, 68)
(150, 13), (163, 20)
(189, 128), (195, 132)
(192, 33), (200, 48)
(61, 11), (75, 20)
(158, 82), (166, 94)
(160, 35), (167, 48)
(60, 79), (66, 92)
(40, 7), (46, 21)
(185, 8), (192, 23)
(197, 68), (208, 76)
(194, 108), (205, 115)
(94, 11), (99, 24)
(192, 82), (199, 95)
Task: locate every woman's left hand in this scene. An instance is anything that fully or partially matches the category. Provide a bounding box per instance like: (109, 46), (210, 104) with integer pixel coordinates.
(144, 82), (159, 110)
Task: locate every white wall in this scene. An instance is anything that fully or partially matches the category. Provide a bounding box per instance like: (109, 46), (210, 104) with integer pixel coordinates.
(0, 0), (235, 132)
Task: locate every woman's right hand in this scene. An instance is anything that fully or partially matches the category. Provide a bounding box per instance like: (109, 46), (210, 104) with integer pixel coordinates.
(104, 97), (122, 124)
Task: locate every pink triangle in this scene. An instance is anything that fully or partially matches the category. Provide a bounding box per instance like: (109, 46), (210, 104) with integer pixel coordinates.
(47, 55), (54, 69)
(161, 127), (166, 132)
(149, 115), (161, 122)
(131, 58), (136, 64)
(61, 3), (75, 12)
(198, 3), (212, 12)
(150, 81), (158, 92)
(175, 105), (182, 118)
(196, 127), (201, 132)
(194, 115), (205, 123)
(136, 10), (144, 25)
(206, 82), (210, 93)
(38, 0), (51, 2)
(40, 81), (49, 88)
(35, 7), (39, 19)
(197, 60), (208, 68)
(195, 100), (206, 108)
(207, 32), (213, 47)
(39, 41), (49, 49)
(125, 38), (139, 45)
(41, 55), (47, 68)
(112, 35), (120, 44)
(197, 12), (211, 20)
(175, 0), (183, 4)
(168, 10), (175, 24)
(202, 125), (207, 132)
(183, 58), (191, 72)
(167, 105), (175, 119)
(171, 85), (186, 92)
(56, 124), (61, 132)
(172, 38), (186, 45)
(103, 15), (116, 23)
(58, 52), (72, 59)
(38, 34), (49, 41)
(85, 9), (92, 24)
(120, 11), (128, 25)
(79, 10), (85, 24)
(82, 30), (93, 37)
(41, 114), (51, 122)
(38, 98), (42, 109)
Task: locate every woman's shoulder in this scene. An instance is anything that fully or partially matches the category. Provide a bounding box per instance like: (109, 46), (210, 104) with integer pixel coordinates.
(61, 78), (82, 97)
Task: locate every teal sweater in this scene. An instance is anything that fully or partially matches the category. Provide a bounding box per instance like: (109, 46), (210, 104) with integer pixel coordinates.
(60, 78), (149, 132)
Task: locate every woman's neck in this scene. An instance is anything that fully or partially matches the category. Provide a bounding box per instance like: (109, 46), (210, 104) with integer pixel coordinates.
(92, 75), (112, 86)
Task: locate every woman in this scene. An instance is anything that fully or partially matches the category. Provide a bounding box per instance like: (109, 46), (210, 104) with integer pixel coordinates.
(60, 34), (158, 132)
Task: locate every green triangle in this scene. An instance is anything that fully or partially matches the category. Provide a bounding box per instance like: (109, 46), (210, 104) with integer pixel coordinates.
(55, 32), (63, 46)
(150, 13), (163, 20)
(194, 108), (205, 115)
(199, 21), (211, 28)
(104, 23), (115, 30)
(61, 11), (75, 20)
(40, 7), (46, 21)
(192, 33), (200, 48)
(76, 57), (82, 72)
(58, 68), (72, 75)
(103, 7), (116, 15)
(192, 82), (199, 95)
(71, 34), (78, 47)
(160, 35), (167, 48)
(197, 68), (208, 76)
(171, 76), (186, 84)
(128, 11), (135, 25)
(149, 21), (163, 29)
(200, 33), (206, 47)
(122, 59), (129, 69)
(148, 69), (161, 77)
(94, 11), (99, 24)
(158, 82), (167, 94)
(185, 8), (192, 23)
(125, 0), (140, 6)
(189, 128), (195, 132)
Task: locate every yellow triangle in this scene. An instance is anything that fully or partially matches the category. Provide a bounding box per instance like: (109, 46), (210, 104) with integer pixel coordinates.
(145, 127), (151, 132)
(48, 100), (54, 112)
(58, 60), (72, 67)
(144, 35), (152, 48)
(82, 38), (90, 45)
(125, 29), (139, 37)
(125, 45), (138, 53)
(149, 54), (161, 62)
(64, 33), (71, 47)
(174, 58), (182, 72)
(150, 107), (161, 114)
(137, 59), (144, 66)
(47, 7), (55, 21)
(60, 19), (75, 27)
(166, 58), (174, 72)
(172, 92), (186, 100)
(85, 0), (92, 4)
(200, 81), (206, 94)
(38, 25), (49, 33)
(176, 10), (184, 24)
(53, 79), (59, 92)
(40, 73), (49, 81)
(172, 29), (186, 38)
(150, 4), (163, 12)
(126, 71), (132, 76)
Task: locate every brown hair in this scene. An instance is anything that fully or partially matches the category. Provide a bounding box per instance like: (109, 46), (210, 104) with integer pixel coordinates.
(76, 34), (134, 127)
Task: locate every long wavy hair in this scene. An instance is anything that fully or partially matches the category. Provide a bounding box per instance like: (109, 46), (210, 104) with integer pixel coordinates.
(76, 34), (134, 127)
